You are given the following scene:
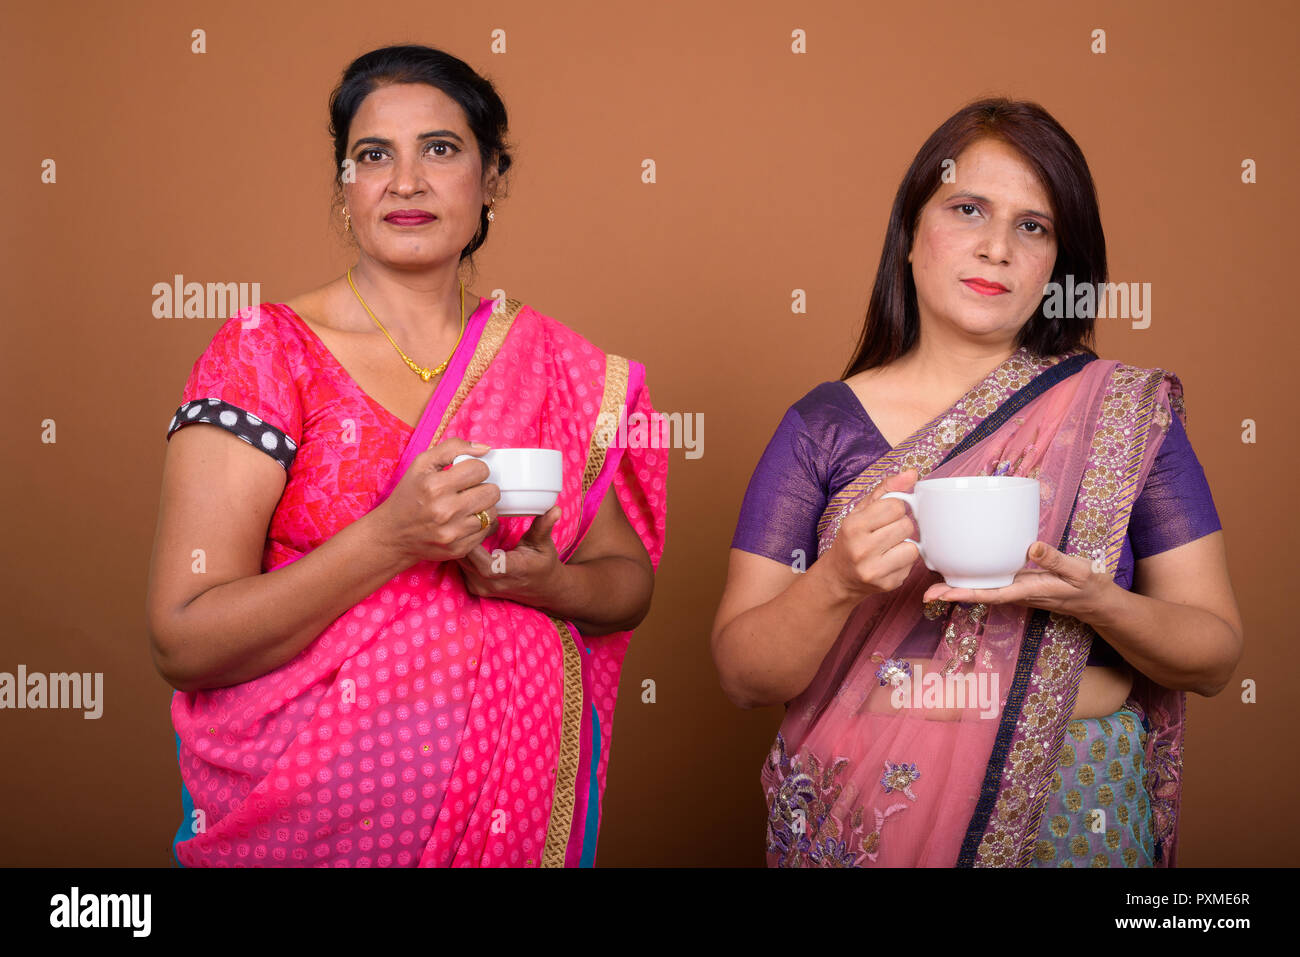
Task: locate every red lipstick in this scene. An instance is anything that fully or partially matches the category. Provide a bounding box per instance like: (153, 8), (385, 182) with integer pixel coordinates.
(384, 209), (436, 226)
(962, 277), (1009, 295)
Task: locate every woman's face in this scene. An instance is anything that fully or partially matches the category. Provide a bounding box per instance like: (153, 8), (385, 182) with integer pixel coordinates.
(342, 82), (497, 270)
(908, 137), (1057, 347)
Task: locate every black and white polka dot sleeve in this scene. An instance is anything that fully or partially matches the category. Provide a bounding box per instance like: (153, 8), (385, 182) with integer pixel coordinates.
(166, 398), (298, 471)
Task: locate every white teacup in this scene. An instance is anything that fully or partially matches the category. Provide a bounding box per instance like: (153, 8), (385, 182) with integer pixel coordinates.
(881, 476), (1040, 588)
(452, 448), (563, 516)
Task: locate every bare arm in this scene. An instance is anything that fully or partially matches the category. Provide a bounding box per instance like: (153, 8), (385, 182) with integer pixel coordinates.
(1090, 531), (1243, 696)
(710, 470), (921, 709)
(710, 550), (864, 709)
(544, 485), (655, 636)
(145, 426), (495, 692)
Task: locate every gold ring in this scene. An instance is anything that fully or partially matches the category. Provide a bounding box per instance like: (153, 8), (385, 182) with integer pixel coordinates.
(475, 510), (491, 531)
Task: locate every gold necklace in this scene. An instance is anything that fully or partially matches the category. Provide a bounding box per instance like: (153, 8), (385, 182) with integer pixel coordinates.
(346, 267), (466, 382)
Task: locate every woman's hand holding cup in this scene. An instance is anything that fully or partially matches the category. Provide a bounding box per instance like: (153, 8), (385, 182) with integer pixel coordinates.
(372, 437), (501, 564)
(823, 469), (922, 601)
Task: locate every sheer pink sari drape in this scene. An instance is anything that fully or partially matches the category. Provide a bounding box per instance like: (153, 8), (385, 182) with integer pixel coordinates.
(763, 348), (1186, 867)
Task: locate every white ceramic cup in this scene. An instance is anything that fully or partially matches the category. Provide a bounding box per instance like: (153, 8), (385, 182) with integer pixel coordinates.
(451, 448), (563, 516)
(881, 476), (1040, 588)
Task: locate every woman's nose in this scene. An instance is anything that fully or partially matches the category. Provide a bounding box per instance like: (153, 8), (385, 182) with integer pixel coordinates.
(975, 224), (1013, 264)
(390, 154), (426, 195)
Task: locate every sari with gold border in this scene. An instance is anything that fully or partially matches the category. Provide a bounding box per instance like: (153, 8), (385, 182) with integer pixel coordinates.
(169, 297), (667, 866)
(762, 347), (1185, 867)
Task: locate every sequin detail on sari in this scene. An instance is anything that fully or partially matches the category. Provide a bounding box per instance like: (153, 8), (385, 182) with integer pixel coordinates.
(763, 732), (910, 867)
(881, 761), (921, 800)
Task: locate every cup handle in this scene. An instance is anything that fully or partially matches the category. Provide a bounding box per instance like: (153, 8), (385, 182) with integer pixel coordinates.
(880, 491), (934, 571)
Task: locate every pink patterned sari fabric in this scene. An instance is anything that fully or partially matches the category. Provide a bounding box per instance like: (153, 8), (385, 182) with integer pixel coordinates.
(762, 348), (1186, 867)
(168, 296), (667, 866)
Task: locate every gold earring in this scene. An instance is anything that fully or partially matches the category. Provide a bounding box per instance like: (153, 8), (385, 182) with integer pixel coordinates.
(343, 207), (351, 231)
(486, 199), (496, 222)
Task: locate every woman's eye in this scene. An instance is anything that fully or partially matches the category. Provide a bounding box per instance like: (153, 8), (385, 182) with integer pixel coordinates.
(957, 203), (979, 216)
(428, 141), (457, 157)
(360, 149), (385, 163)
(1022, 221), (1046, 234)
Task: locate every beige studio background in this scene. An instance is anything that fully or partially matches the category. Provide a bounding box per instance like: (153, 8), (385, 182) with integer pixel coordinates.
(2, 0), (1295, 865)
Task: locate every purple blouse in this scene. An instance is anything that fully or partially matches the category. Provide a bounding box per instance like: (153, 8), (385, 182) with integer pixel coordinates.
(731, 380), (1222, 667)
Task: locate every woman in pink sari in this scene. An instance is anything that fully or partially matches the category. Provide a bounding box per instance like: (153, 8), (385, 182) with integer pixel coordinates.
(712, 99), (1242, 867)
(147, 45), (666, 866)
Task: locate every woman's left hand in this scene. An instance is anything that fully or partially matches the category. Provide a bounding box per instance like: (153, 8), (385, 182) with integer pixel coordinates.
(456, 505), (566, 606)
(920, 541), (1116, 623)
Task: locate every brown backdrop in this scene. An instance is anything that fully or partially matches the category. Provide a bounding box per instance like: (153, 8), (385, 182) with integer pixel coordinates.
(2, 0), (1295, 866)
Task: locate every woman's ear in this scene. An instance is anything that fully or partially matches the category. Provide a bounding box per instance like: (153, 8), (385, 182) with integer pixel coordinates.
(483, 161), (501, 199)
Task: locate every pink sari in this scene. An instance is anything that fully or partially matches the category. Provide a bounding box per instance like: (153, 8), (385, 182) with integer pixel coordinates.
(762, 348), (1186, 867)
(171, 297), (667, 866)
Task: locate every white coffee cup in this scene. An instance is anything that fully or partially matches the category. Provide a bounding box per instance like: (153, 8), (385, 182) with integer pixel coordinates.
(881, 476), (1040, 588)
(451, 448), (563, 516)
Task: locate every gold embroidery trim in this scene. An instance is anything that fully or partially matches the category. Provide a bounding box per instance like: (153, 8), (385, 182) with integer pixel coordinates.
(429, 298), (524, 445)
(582, 354), (629, 496)
(541, 617), (586, 867)
(1103, 370), (1168, 570)
(971, 363), (1165, 867)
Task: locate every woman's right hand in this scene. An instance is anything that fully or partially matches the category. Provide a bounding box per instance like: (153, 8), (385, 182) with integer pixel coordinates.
(821, 468), (923, 601)
(370, 437), (502, 565)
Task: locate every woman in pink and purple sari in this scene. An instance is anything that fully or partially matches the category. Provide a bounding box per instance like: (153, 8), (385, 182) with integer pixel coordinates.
(712, 99), (1243, 867)
(146, 45), (666, 866)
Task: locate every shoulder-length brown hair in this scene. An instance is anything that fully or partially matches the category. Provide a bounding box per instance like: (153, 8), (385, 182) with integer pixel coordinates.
(842, 98), (1105, 378)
